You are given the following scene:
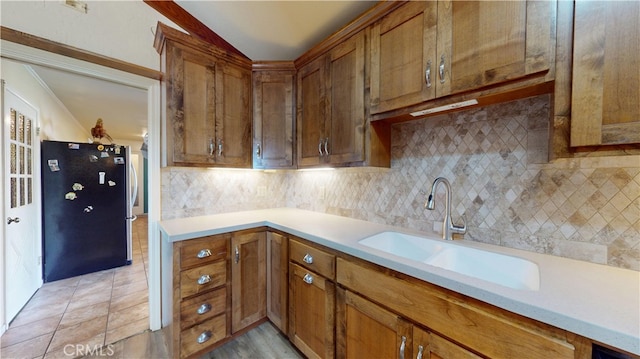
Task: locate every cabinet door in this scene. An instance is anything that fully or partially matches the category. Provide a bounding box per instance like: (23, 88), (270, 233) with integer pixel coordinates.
(327, 31), (366, 165)
(437, 0), (553, 97)
(253, 70), (295, 169)
(216, 62), (252, 167)
(337, 289), (412, 359)
(168, 46), (217, 165)
(289, 263), (335, 359)
(231, 231), (266, 333)
(571, 1), (640, 146)
(266, 232), (288, 333)
(297, 56), (328, 167)
(370, 1), (437, 114)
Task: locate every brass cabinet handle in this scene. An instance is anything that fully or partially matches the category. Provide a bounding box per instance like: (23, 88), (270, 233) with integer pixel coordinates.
(197, 303), (212, 315)
(303, 273), (314, 285)
(197, 331), (212, 344)
(197, 249), (212, 259)
(197, 274), (211, 285)
(425, 60), (432, 88)
(303, 253), (313, 264)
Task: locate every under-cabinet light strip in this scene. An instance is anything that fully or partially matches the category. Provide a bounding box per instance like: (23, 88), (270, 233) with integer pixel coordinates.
(410, 99), (479, 117)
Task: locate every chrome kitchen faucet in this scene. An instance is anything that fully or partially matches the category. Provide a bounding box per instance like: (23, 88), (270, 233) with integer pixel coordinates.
(425, 177), (467, 241)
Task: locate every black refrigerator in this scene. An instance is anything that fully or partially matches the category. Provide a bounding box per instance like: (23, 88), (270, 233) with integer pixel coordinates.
(41, 140), (133, 282)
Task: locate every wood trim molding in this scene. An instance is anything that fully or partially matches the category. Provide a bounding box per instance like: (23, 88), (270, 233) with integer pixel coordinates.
(0, 26), (162, 81)
(144, 0), (250, 61)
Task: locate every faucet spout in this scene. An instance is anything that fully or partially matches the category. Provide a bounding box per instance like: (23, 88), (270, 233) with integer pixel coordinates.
(425, 177), (466, 240)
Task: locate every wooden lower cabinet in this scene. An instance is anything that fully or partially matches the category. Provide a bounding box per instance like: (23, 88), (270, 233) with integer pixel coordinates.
(231, 230), (266, 333)
(288, 262), (335, 359)
(337, 288), (480, 359)
(266, 232), (288, 333)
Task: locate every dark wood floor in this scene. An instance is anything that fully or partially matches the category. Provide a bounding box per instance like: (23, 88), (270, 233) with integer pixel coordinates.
(79, 321), (302, 359)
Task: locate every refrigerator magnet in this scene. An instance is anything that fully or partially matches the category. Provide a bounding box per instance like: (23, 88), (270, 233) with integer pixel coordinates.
(108, 180), (116, 187)
(68, 143), (80, 150)
(101, 151), (110, 158)
(72, 183), (84, 191)
(83, 206), (93, 213)
(97, 144), (105, 151)
(65, 192), (77, 200)
(99, 172), (106, 184)
(47, 159), (60, 172)
(114, 157), (124, 164)
(89, 155), (98, 162)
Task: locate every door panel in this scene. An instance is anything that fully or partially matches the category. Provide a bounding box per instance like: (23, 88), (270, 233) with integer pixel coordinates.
(3, 84), (42, 323)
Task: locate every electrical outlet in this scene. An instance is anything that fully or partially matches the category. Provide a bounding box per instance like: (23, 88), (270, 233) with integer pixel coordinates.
(257, 185), (267, 197)
(319, 186), (326, 200)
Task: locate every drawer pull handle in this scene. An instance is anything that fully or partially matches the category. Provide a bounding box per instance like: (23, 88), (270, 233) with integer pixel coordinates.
(197, 274), (211, 285)
(235, 246), (240, 264)
(399, 335), (407, 359)
(197, 249), (212, 259)
(303, 273), (313, 284)
(416, 345), (424, 359)
(439, 54), (446, 84)
(303, 253), (313, 264)
(197, 303), (212, 315)
(197, 331), (212, 344)
(425, 60), (432, 88)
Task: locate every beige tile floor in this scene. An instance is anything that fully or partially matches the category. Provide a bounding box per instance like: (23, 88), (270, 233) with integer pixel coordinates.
(1, 216), (150, 359)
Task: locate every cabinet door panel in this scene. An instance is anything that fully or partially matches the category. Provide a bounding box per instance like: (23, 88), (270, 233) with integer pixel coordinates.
(328, 31), (365, 165)
(571, 1), (640, 146)
(253, 71), (295, 169)
(438, 0), (535, 96)
(297, 57), (327, 167)
(370, 1), (437, 114)
(338, 289), (412, 359)
(231, 231), (266, 333)
(266, 232), (288, 333)
(171, 49), (217, 165)
(216, 63), (252, 167)
(289, 263), (335, 359)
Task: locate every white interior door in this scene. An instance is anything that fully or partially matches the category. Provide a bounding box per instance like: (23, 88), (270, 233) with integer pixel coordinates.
(3, 83), (42, 323)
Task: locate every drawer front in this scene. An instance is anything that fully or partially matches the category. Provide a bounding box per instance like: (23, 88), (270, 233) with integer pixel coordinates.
(181, 260), (227, 299)
(180, 287), (227, 330)
(180, 235), (229, 268)
(290, 239), (335, 279)
(180, 314), (227, 358)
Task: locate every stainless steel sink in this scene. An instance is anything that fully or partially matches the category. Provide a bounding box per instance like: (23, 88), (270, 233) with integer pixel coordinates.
(358, 231), (540, 291)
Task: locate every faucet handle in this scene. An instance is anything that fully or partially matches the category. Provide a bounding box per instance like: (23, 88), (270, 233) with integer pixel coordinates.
(452, 216), (467, 235)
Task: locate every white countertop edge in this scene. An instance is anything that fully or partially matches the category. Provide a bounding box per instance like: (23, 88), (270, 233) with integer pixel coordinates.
(159, 208), (640, 355)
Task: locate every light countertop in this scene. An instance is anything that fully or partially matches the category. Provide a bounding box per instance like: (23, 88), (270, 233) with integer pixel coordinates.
(159, 208), (640, 355)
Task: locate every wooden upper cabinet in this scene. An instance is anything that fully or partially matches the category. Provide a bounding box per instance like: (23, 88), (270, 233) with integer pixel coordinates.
(155, 23), (252, 167)
(370, 1), (555, 115)
(252, 66), (296, 169)
(571, 1), (640, 147)
(297, 30), (381, 168)
(370, 1), (437, 114)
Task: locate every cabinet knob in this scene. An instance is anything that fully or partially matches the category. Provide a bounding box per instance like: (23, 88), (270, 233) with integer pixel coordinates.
(197, 303), (212, 315)
(197, 274), (211, 285)
(197, 331), (212, 344)
(197, 249), (212, 259)
(399, 335), (407, 359)
(416, 344), (424, 359)
(303, 273), (314, 284)
(303, 253), (313, 264)
(425, 60), (432, 88)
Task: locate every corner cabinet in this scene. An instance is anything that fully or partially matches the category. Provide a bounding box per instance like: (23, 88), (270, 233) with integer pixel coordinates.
(154, 23), (252, 167)
(297, 30), (391, 168)
(370, 0), (555, 114)
(570, 1), (640, 146)
(252, 63), (296, 169)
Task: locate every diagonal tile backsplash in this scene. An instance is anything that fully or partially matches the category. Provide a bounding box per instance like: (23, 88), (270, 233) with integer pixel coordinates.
(162, 94), (640, 270)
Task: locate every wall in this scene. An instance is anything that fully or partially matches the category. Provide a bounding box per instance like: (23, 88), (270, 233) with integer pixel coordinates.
(162, 95), (640, 271)
(1, 59), (88, 141)
(0, 1), (180, 71)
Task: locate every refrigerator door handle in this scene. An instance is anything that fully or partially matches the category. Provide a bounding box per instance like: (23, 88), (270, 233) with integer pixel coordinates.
(128, 159), (138, 221)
